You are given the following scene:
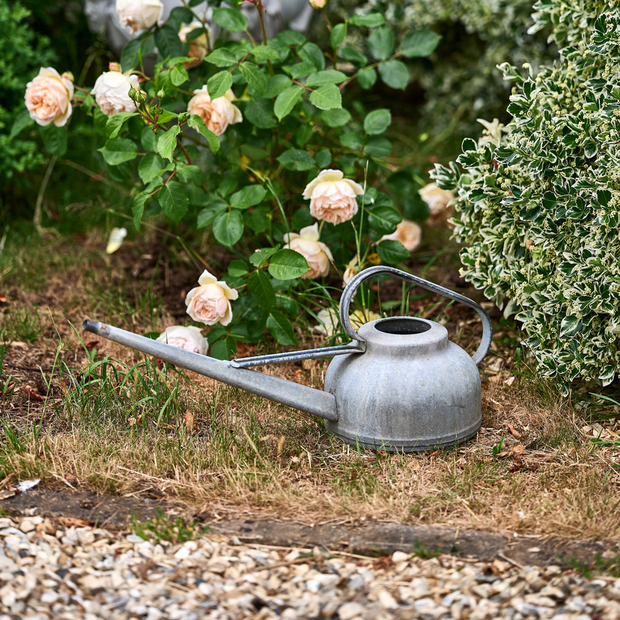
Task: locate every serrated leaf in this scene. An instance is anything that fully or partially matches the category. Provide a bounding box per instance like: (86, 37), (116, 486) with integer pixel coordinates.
(277, 149), (316, 171)
(357, 67), (377, 90)
(309, 84), (342, 110)
(331, 23), (347, 49)
(228, 259), (249, 278)
(98, 137), (137, 165)
(377, 239), (409, 264)
(10, 110), (34, 140)
(239, 62), (267, 94)
(244, 98), (276, 129)
(368, 206), (401, 234)
(378, 60), (409, 90)
(248, 270), (276, 309)
(138, 153), (165, 183)
(299, 42), (325, 71)
(315, 149), (332, 168)
(132, 192), (150, 231)
(205, 47), (240, 68)
(156, 125), (180, 161)
(207, 71), (233, 100)
(159, 181), (188, 223)
(264, 74), (292, 98)
(268, 249), (309, 280)
(155, 25), (183, 60)
(213, 7), (249, 32)
(230, 185), (267, 209)
(306, 70), (347, 86)
(348, 13), (385, 27)
(213, 210), (244, 246)
(170, 65), (189, 86)
(175, 163), (202, 186)
(250, 246), (280, 267)
(364, 108), (391, 135)
(187, 115), (220, 154)
(321, 108), (351, 127)
(251, 44), (280, 60)
(401, 30), (441, 58)
(197, 200), (227, 228)
(364, 137), (392, 158)
(367, 28), (394, 61)
(339, 47), (367, 66)
(267, 310), (296, 345)
(121, 37), (142, 71)
(274, 85), (304, 120)
(106, 112), (138, 139)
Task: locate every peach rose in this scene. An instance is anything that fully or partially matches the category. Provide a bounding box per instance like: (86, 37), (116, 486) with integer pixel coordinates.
(284, 223), (333, 279)
(116, 0), (163, 33)
(187, 87), (242, 137)
(381, 220), (422, 252)
(156, 325), (208, 355)
(91, 69), (139, 117)
(420, 183), (454, 225)
(25, 68), (74, 127)
(313, 307), (339, 337)
(185, 269), (238, 326)
(179, 22), (208, 69)
(303, 169), (364, 225)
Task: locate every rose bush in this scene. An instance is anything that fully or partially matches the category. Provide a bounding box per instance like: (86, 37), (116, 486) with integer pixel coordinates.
(15, 0), (446, 358)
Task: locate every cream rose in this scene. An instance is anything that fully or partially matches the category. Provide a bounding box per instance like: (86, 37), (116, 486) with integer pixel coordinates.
(179, 22), (208, 69)
(420, 183), (454, 225)
(91, 70), (139, 117)
(349, 309), (381, 328)
(343, 255), (361, 286)
(309, 0), (327, 8)
(105, 227), (127, 254)
(313, 307), (339, 337)
(185, 269), (239, 326)
(24, 68), (74, 128)
(381, 220), (422, 252)
(156, 325), (208, 355)
(187, 87), (243, 137)
(284, 223), (333, 279)
(303, 169), (364, 226)
(116, 0), (163, 32)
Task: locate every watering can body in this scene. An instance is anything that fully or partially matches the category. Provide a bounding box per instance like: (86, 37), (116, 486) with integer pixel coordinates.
(83, 266), (491, 452)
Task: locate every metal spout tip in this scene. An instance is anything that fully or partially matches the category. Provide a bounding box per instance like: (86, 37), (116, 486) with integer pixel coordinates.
(82, 319), (101, 334)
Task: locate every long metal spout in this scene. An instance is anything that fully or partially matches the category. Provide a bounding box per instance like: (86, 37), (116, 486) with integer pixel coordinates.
(82, 320), (338, 422)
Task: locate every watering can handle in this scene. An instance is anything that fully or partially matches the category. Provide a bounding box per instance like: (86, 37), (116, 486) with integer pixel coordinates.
(340, 265), (492, 365)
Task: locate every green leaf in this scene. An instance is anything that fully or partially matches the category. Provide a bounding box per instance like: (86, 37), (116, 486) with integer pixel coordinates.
(210, 337), (236, 360)
(10, 110), (34, 140)
(239, 62), (267, 94)
(121, 37), (142, 71)
(228, 260), (249, 278)
(155, 25), (183, 60)
(213, 7), (249, 32)
(159, 181), (188, 223)
(367, 28), (394, 61)
(340, 132), (362, 149)
(264, 74), (292, 98)
(348, 13), (386, 27)
(230, 185), (268, 209)
(267, 310), (296, 345)
(248, 270), (276, 309)
(138, 153), (165, 183)
(339, 47), (367, 66)
(368, 206), (401, 234)
(274, 85), (304, 120)
(132, 192), (150, 231)
(251, 44), (280, 60)
(378, 60), (409, 90)
(357, 67), (377, 90)
(364, 109), (391, 135)
(299, 42), (325, 71)
(187, 115), (220, 154)
(364, 137), (393, 158)
(170, 65), (189, 86)
(306, 70), (347, 86)
(207, 71), (233, 100)
(213, 210), (244, 246)
(309, 84), (342, 110)
(245, 98), (276, 129)
(315, 149), (332, 168)
(275, 29), (306, 46)
(156, 125), (180, 161)
(268, 249), (310, 280)
(98, 137), (137, 165)
(289, 62), (316, 80)
(560, 316), (582, 337)
(401, 30), (441, 58)
(205, 48), (241, 68)
(330, 23), (347, 49)
(39, 124), (68, 157)
(250, 246), (280, 267)
(170, 6), (193, 24)
(175, 163), (203, 186)
(277, 149), (316, 171)
(106, 112), (138, 139)
(197, 200), (227, 228)
(377, 239), (409, 264)
(321, 108), (351, 128)
(141, 126), (158, 151)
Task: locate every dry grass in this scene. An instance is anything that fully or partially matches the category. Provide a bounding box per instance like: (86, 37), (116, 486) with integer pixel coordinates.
(2, 232), (620, 542)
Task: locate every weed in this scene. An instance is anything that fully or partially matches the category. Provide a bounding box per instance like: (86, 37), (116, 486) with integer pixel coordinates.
(411, 540), (442, 559)
(130, 509), (209, 545)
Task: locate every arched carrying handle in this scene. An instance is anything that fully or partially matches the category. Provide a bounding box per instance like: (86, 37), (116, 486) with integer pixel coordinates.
(340, 266), (492, 365)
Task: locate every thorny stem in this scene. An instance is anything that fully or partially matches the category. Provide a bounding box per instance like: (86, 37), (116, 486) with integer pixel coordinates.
(176, 137), (192, 165)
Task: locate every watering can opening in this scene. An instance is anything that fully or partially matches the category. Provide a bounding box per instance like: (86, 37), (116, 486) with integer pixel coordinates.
(373, 317), (432, 335)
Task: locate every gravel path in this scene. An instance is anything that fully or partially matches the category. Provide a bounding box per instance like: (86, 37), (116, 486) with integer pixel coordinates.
(0, 515), (619, 619)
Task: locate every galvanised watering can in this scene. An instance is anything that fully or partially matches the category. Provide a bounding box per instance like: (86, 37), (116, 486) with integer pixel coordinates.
(83, 266), (492, 452)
